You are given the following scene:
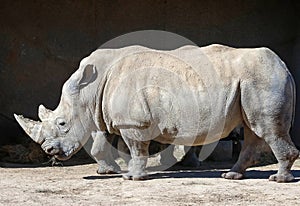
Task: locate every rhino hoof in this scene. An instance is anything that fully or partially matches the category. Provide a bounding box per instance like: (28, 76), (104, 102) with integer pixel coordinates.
(97, 169), (117, 174)
(122, 172), (148, 181)
(97, 165), (119, 174)
(221, 171), (244, 180)
(269, 173), (295, 183)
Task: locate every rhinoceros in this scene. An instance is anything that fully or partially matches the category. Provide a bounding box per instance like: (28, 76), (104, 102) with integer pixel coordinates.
(15, 44), (299, 182)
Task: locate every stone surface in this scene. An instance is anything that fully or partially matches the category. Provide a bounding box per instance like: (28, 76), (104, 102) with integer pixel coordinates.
(0, 0), (299, 147)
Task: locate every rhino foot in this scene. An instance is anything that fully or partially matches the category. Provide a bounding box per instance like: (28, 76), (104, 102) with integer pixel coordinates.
(269, 173), (295, 183)
(97, 168), (117, 174)
(122, 171), (148, 181)
(221, 171), (244, 180)
(97, 161), (121, 174)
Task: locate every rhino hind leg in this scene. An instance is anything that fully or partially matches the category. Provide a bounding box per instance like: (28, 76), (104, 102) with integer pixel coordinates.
(223, 123), (299, 182)
(120, 129), (150, 181)
(265, 134), (299, 183)
(222, 125), (268, 180)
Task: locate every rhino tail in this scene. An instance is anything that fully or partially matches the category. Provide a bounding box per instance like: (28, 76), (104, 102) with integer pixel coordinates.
(290, 73), (296, 128)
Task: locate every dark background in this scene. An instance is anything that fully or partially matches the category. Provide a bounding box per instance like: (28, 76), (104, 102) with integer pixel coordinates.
(0, 0), (299, 147)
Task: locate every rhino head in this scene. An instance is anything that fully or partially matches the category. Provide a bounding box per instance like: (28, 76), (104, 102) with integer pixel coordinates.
(14, 63), (101, 160)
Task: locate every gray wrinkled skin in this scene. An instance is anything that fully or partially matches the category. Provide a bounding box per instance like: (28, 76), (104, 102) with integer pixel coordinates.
(90, 131), (121, 174)
(15, 44), (299, 182)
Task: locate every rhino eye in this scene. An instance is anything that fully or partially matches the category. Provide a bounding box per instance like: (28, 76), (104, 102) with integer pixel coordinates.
(59, 122), (66, 126)
(56, 118), (69, 134)
(56, 118), (67, 127)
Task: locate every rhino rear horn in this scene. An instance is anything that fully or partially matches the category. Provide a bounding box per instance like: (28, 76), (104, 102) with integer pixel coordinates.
(14, 114), (44, 144)
(38, 104), (53, 121)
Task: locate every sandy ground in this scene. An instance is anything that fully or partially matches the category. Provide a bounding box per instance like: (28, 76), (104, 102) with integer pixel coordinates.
(0, 157), (300, 206)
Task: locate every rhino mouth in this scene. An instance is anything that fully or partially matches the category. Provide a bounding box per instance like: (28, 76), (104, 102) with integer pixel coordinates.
(54, 153), (71, 161)
(55, 149), (76, 160)
(53, 143), (82, 161)
(41, 147), (68, 161)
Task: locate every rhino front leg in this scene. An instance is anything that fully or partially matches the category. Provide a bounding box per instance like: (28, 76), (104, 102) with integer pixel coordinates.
(120, 129), (150, 181)
(91, 131), (121, 174)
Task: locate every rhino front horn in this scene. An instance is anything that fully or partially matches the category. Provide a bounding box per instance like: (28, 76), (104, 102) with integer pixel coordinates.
(14, 114), (44, 144)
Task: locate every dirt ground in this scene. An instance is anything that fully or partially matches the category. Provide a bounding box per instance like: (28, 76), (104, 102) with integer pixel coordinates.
(0, 157), (300, 206)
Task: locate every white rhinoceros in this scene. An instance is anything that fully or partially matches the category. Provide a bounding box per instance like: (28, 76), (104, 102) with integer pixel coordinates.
(15, 44), (299, 182)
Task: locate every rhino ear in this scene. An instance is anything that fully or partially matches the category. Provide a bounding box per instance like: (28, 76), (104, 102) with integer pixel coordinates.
(66, 64), (97, 94)
(38, 104), (52, 121)
(78, 64), (97, 89)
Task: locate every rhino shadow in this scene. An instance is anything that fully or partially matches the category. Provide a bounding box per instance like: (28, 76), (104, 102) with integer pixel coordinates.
(83, 174), (123, 180)
(149, 170), (300, 182)
(82, 169), (300, 181)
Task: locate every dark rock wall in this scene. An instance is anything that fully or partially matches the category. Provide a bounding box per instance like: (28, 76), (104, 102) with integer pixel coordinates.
(0, 0), (299, 147)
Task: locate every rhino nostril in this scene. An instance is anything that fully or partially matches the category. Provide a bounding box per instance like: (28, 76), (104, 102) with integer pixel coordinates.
(46, 146), (54, 154)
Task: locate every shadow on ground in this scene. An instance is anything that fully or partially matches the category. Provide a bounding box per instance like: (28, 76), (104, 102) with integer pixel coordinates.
(150, 170), (300, 181)
(83, 167), (300, 182)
